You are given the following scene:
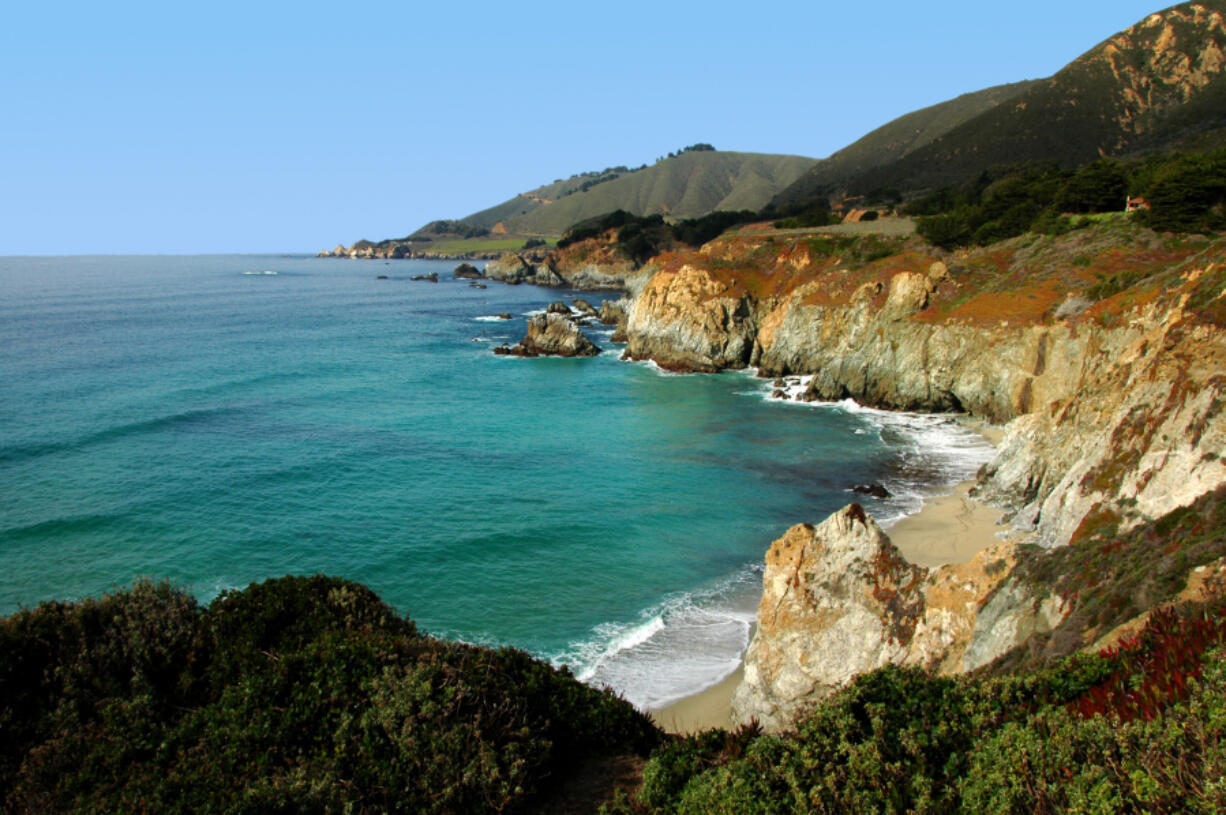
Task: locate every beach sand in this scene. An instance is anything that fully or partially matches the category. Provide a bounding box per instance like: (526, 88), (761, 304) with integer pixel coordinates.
(651, 663), (744, 734)
(885, 480), (1007, 569)
(652, 440), (1009, 734)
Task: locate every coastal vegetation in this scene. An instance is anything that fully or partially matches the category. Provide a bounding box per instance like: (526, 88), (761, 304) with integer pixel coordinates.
(4, 556), (1224, 811)
(910, 149), (1226, 250)
(0, 576), (658, 813)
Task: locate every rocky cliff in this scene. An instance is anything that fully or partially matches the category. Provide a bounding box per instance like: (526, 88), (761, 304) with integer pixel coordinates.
(620, 224), (1226, 728)
(731, 506), (1016, 730)
(626, 227), (1226, 548)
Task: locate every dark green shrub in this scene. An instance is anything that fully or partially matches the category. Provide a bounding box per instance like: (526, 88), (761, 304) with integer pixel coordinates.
(1, 577), (659, 814)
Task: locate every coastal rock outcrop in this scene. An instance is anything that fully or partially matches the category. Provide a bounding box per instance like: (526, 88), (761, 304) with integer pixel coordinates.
(453, 263), (483, 279)
(623, 263), (758, 372)
(493, 313), (601, 358)
(731, 505), (1016, 732)
(484, 238), (644, 291)
(485, 253), (566, 287)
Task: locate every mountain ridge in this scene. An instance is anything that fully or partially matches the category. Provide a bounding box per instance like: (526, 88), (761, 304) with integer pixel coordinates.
(777, 0), (1226, 203)
(452, 150), (817, 237)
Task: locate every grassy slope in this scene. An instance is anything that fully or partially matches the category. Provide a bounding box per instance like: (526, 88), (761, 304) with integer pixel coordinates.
(833, 0), (1226, 196)
(460, 152), (815, 238)
(777, 80), (1038, 205)
(419, 235), (557, 254)
(457, 195), (545, 232)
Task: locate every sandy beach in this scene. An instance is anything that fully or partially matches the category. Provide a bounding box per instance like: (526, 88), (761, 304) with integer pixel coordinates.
(885, 480), (1007, 568)
(651, 662), (745, 734)
(652, 423), (1009, 734)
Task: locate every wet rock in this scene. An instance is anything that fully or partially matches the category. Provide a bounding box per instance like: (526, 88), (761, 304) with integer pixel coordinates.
(453, 263), (483, 279)
(495, 313), (601, 358)
(852, 483), (892, 499)
(599, 298), (630, 326)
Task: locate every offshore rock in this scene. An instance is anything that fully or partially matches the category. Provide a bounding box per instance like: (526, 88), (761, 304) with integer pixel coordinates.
(732, 505), (1016, 732)
(493, 313), (600, 358)
(599, 298), (631, 342)
(453, 263), (482, 279)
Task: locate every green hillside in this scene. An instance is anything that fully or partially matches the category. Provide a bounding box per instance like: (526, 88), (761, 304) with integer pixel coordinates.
(778, 80), (1038, 204)
(452, 164), (647, 233)
(776, 1), (1226, 205)
(435, 151), (814, 239)
(502, 151), (814, 235)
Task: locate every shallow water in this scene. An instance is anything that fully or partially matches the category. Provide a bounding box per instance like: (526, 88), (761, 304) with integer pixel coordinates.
(0, 255), (993, 708)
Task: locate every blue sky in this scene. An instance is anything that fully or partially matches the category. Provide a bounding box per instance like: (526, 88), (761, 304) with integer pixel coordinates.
(1, 1), (1171, 254)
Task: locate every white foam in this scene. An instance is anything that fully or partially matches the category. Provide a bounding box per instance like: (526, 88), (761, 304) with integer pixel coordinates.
(474, 315), (514, 322)
(642, 359), (700, 377)
(553, 568), (762, 710)
(573, 616), (666, 683)
(735, 369), (997, 526)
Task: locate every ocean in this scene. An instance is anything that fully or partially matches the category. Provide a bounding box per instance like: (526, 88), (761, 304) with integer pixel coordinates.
(0, 255), (994, 709)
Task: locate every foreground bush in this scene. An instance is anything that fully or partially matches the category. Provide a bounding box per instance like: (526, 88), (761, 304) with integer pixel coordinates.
(0, 576), (659, 813)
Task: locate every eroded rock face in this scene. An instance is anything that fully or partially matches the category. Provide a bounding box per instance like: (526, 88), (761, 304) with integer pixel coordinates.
(975, 304), (1226, 548)
(484, 253), (565, 287)
(731, 505), (1016, 731)
(624, 264), (757, 372)
(493, 313), (600, 358)
(483, 242), (641, 291)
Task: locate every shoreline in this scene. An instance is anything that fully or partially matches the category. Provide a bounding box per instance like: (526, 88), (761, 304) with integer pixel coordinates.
(651, 421), (1007, 734)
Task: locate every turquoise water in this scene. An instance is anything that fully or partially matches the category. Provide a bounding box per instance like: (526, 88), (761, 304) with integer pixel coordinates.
(0, 255), (993, 707)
